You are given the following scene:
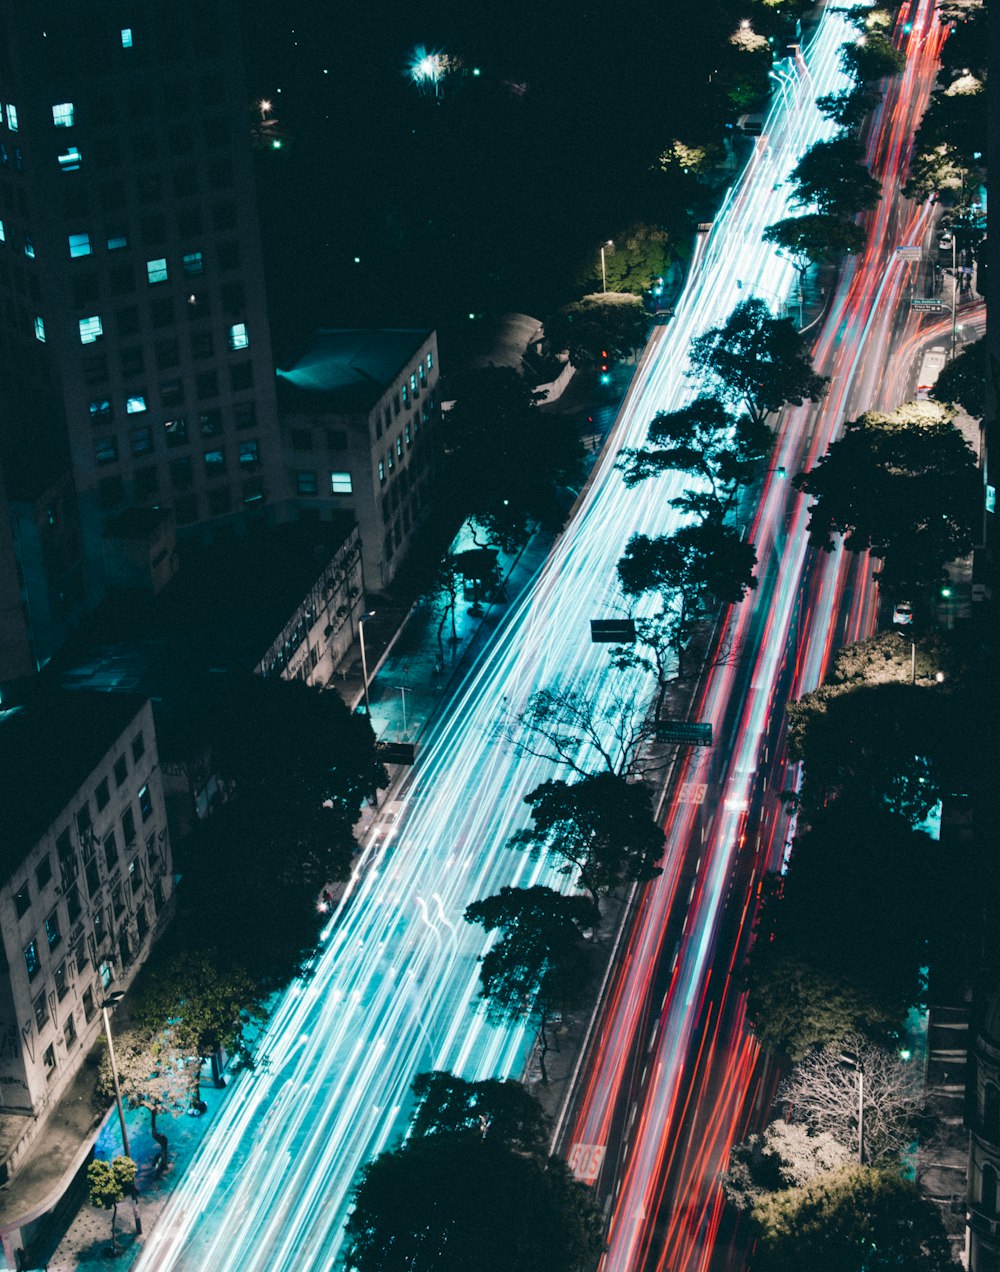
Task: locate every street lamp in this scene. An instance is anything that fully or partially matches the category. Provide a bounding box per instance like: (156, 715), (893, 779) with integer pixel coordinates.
(600, 240), (613, 294)
(358, 611), (376, 716)
(101, 991), (142, 1233)
(839, 1050), (865, 1164)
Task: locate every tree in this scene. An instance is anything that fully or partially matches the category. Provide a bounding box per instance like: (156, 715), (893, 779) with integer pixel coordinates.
(932, 334), (986, 419)
(794, 399), (979, 591)
(132, 949), (266, 1097)
(509, 773), (664, 901)
(752, 1166), (959, 1272)
(688, 299), (827, 428)
(410, 1072), (550, 1153)
(86, 1155), (138, 1256)
(617, 394), (771, 521)
(464, 885), (598, 1081)
(97, 1027), (199, 1173)
(904, 141), (977, 202)
(574, 225), (675, 297)
(423, 551), (464, 658)
(778, 1036), (927, 1167)
(763, 215), (865, 278)
(505, 683), (658, 778)
(839, 32), (907, 84)
(443, 366), (582, 548)
(815, 85), (884, 133)
(344, 1127), (604, 1272)
(788, 137), (881, 219)
(721, 1120), (851, 1210)
(545, 292), (650, 367)
(618, 522), (758, 607)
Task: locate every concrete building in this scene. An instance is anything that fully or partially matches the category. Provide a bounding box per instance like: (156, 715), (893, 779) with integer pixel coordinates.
(277, 329), (441, 593)
(0, 691), (173, 1184)
(0, 0), (284, 614)
(969, 989), (1000, 1272)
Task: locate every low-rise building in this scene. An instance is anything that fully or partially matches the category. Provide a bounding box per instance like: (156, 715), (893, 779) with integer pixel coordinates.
(0, 691), (173, 1180)
(277, 329), (441, 593)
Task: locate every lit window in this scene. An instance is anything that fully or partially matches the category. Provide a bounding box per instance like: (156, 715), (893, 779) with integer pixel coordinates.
(238, 439), (259, 468)
(45, 909), (62, 949)
(378, 459), (385, 484)
(410, 373), (417, 394)
(107, 233), (128, 251)
(182, 251), (203, 275)
(418, 362), (427, 387)
(396, 436), (403, 459)
(33, 315), (45, 342)
(23, 236), (34, 258)
(163, 417), (188, 446)
(121, 28), (133, 48)
(68, 233), (91, 258)
(23, 940), (40, 979)
(89, 398), (112, 424)
(146, 258), (168, 285)
(52, 102), (75, 127)
(426, 351), (433, 370)
(0, 219), (5, 242)
(330, 471), (353, 495)
(94, 436), (119, 465)
(138, 784), (153, 822)
(6, 104), (17, 132)
(401, 383), (409, 406)
(130, 426), (153, 455)
(204, 448), (225, 476)
(126, 395), (147, 414)
(58, 147), (82, 171)
(404, 423), (411, 445)
(296, 470), (317, 495)
(78, 315), (103, 343)
(228, 322), (249, 350)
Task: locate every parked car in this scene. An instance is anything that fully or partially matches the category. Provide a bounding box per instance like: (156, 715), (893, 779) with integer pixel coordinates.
(892, 600), (914, 626)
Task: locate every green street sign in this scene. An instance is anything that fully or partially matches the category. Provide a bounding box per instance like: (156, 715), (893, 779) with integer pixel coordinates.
(655, 721), (713, 747)
(911, 298), (944, 311)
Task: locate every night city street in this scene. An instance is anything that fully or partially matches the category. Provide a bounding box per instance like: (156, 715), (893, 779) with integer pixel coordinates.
(0, 1), (993, 1270)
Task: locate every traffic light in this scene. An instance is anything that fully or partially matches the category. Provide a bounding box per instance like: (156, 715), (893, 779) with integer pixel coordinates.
(599, 350), (610, 385)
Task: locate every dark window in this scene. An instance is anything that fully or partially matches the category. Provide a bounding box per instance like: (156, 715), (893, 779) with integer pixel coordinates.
(83, 355), (109, 385)
(208, 487), (231, 516)
(216, 239), (240, 270)
(86, 853), (101, 898)
(291, 428), (312, 451)
(113, 755), (128, 786)
(137, 173), (161, 204)
(117, 305), (140, 336)
(94, 436), (119, 466)
(151, 298), (174, 328)
(985, 1084), (1000, 1139)
(297, 470), (317, 495)
(326, 430), (348, 451)
(239, 440), (259, 469)
(983, 1164), (999, 1216)
(54, 959), (69, 1000)
(120, 346), (144, 377)
(66, 884), (82, 925)
(34, 990), (48, 1030)
(111, 882), (124, 919)
(36, 856), (52, 891)
(191, 330), (214, 359)
(14, 882), (30, 918)
(212, 204), (238, 234)
(177, 205), (202, 236)
(169, 457), (193, 490)
(109, 264), (134, 295)
(93, 906), (106, 946)
(96, 777), (111, 812)
(83, 987), (96, 1022)
(72, 274), (100, 307)
(43, 1043), (56, 1077)
(130, 426), (153, 456)
(199, 410), (222, 437)
(64, 1011), (77, 1048)
(155, 338), (179, 369)
(164, 417), (188, 447)
(45, 908), (62, 950)
(221, 282), (244, 312)
(230, 362), (253, 392)
(161, 379), (184, 408)
(196, 369), (219, 399)
(234, 402), (256, 431)
(135, 466), (159, 498)
(136, 902), (149, 943)
(131, 732), (145, 763)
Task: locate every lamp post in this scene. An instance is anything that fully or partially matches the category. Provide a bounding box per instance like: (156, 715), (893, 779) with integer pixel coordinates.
(358, 611), (376, 716)
(101, 991), (142, 1233)
(840, 1051), (865, 1164)
(949, 233), (958, 360)
(600, 240), (613, 294)
(393, 685), (409, 735)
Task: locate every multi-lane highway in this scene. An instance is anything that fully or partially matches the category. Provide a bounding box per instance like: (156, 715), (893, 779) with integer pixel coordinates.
(132, 3), (948, 1269)
(564, 2), (956, 1269)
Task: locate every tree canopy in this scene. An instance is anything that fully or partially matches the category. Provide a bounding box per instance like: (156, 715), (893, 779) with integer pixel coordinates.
(96, 1027), (199, 1171)
(410, 1072), (550, 1154)
(763, 215), (865, 274)
(87, 1156), (138, 1255)
(839, 32), (907, 84)
(788, 137), (881, 219)
(443, 366), (582, 548)
(574, 225), (674, 296)
(617, 394), (771, 521)
(618, 522), (758, 608)
(752, 1166), (959, 1272)
(815, 85), (884, 134)
(794, 400), (979, 591)
(545, 292), (650, 367)
(688, 298), (827, 427)
(932, 335), (986, 419)
(508, 772), (664, 899)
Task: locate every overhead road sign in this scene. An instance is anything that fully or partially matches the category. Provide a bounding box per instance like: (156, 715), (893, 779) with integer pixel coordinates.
(590, 619), (636, 643)
(377, 741), (416, 766)
(655, 721), (713, 747)
(911, 298), (945, 312)
(896, 245), (922, 262)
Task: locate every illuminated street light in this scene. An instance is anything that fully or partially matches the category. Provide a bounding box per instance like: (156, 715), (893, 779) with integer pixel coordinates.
(839, 1051), (865, 1163)
(102, 991), (142, 1233)
(600, 240), (613, 294)
(359, 611), (376, 716)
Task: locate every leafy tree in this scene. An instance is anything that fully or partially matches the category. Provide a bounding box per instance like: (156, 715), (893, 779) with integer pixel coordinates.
(344, 1127), (603, 1272)
(509, 773), (664, 901)
(752, 1166), (959, 1272)
(815, 85), (883, 133)
(904, 141), (977, 202)
(545, 292), (650, 367)
(576, 225), (674, 296)
(132, 949), (266, 1096)
(443, 366), (582, 548)
(794, 399), (979, 591)
(423, 551), (464, 658)
(617, 394), (771, 521)
(763, 215), (865, 278)
(722, 1121), (850, 1210)
(618, 522), (758, 607)
(778, 1036), (927, 1168)
(464, 885), (598, 1080)
(788, 137), (881, 219)
(839, 32), (907, 84)
(410, 1072), (550, 1153)
(96, 1028), (199, 1172)
(688, 299), (827, 428)
(87, 1156), (139, 1256)
(932, 334), (986, 419)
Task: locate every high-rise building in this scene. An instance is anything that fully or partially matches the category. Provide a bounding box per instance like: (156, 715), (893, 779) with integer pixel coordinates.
(0, 0), (284, 622)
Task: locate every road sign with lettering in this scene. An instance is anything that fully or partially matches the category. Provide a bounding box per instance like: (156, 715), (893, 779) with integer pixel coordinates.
(590, 619), (636, 643)
(655, 721), (713, 747)
(896, 245), (922, 262)
(568, 1143), (606, 1184)
(911, 298), (945, 312)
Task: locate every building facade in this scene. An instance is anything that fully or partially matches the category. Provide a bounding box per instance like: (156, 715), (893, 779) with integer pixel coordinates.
(0, 693), (173, 1176)
(277, 329), (440, 593)
(0, 0), (284, 610)
(970, 988), (1000, 1271)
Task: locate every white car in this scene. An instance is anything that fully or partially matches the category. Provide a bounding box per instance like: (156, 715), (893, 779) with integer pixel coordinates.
(892, 601), (914, 626)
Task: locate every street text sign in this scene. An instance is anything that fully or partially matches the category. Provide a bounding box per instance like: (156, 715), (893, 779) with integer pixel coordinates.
(656, 721), (713, 746)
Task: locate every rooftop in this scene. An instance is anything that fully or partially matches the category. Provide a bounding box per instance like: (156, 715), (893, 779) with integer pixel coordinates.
(0, 690), (147, 877)
(276, 328), (433, 414)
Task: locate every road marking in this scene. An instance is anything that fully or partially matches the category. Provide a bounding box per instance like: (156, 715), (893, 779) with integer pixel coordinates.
(568, 1142), (606, 1183)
